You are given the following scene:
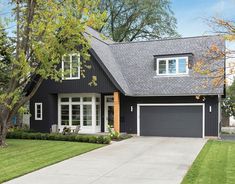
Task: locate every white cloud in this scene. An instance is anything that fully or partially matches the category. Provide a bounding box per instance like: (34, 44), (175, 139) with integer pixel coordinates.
(211, 0), (225, 14)
(210, 0), (235, 18)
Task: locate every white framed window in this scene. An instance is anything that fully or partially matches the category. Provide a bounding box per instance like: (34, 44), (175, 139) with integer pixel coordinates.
(62, 53), (80, 80)
(58, 94), (100, 128)
(35, 103), (42, 120)
(156, 57), (188, 75)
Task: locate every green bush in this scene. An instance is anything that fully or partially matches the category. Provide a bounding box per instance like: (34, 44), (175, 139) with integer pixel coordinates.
(40, 133), (48, 140)
(80, 135), (89, 142)
(103, 136), (111, 144)
(88, 136), (97, 143)
(6, 132), (110, 144)
(97, 135), (105, 144)
(107, 125), (120, 140)
(68, 135), (76, 142)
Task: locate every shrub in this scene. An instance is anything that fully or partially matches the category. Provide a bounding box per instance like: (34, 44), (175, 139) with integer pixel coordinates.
(40, 133), (48, 140)
(107, 125), (120, 140)
(103, 136), (111, 144)
(47, 133), (56, 140)
(97, 135), (104, 144)
(80, 135), (89, 142)
(8, 125), (35, 133)
(21, 132), (29, 139)
(88, 136), (97, 143)
(6, 132), (110, 144)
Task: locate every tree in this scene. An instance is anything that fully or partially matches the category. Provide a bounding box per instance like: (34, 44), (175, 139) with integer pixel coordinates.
(221, 79), (235, 117)
(98, 0), (178, 42)
(193, 18), (235, 119)
(193, 18), (235, 88)
(227, 79), (235, 101)
(0, 0), (106, 147)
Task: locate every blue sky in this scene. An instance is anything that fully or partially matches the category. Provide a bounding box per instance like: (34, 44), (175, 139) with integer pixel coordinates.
(1, 0), (235, 37)
(171, 0), (235, 37)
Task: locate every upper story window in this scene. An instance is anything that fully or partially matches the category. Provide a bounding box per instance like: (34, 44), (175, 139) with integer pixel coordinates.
(156, 57), (188, 75)
(62, 53), (80, 80)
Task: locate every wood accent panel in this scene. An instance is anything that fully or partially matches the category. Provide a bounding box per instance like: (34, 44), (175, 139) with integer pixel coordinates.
(114, 92), (120, 132)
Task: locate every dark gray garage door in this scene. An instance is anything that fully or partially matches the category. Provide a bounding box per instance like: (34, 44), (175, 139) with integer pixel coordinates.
(139, 105), (203, 137)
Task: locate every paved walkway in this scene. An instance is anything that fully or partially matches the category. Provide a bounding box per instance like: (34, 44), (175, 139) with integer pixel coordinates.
(5, 137), (206, 184)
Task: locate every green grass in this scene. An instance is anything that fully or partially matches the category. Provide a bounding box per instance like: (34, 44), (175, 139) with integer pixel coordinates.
(182, 140), (235, 184)
(0, 139), (103, 183)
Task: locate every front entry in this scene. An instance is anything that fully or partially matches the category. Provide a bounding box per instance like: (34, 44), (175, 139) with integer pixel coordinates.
(104, 96), (114, 132)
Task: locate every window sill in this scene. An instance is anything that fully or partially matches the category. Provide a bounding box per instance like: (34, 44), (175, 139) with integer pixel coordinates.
(154, 74), (189, 78)
(62, 77), (80, 80)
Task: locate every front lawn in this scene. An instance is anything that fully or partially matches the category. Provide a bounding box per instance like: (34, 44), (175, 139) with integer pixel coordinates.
(182, 140), (235, 184)
(0, 139), (103, 183)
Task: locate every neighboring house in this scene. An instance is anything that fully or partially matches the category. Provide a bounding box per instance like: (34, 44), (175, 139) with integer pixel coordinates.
(29, 27), (225, 138)
(229, 116), (235, 126)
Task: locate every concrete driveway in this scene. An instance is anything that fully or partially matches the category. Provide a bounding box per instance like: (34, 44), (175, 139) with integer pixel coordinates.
(5, 137), (206, 184)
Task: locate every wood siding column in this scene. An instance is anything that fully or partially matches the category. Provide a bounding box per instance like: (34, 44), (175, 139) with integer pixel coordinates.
(114, 92), (120, 132)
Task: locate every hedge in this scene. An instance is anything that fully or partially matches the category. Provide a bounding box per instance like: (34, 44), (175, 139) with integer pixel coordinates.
(6, 131), (111, 144)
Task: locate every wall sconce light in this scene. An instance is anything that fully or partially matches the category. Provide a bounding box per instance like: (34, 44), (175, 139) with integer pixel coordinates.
(209, 106), (212, 113)
(130, 106), (133, 112)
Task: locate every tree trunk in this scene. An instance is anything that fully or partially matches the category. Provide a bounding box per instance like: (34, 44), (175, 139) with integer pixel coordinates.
(0, 120), (8, 147)
(0, 107), (10, 147)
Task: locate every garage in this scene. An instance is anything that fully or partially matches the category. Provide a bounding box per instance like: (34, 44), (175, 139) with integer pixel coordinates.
(137, 104), (205, 138)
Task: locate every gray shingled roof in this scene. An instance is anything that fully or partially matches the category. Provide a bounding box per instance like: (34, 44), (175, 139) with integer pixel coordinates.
(85, 28), (225, 96)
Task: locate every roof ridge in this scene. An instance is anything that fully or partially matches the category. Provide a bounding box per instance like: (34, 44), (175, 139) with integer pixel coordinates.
(109, 34), (222, 45)
(85, 27), (115, 45)
(84, 31), (110, 45)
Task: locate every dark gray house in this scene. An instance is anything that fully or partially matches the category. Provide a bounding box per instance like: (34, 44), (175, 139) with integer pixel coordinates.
(30, 27), (225, 138)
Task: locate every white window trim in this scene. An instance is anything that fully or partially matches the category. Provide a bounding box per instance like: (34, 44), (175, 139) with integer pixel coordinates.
(104, 95), (114, 132)
(96, 101), (101, 126)
(62, 53), (80, 80)
(137, 103), (205, 138)
(156, 57), (189, 76)
(35, 103), (43, 120)
(58, 93), (101, 133)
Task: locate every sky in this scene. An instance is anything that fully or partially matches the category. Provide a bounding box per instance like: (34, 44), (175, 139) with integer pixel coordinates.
(171, 0), (235, 37)
(171, 0), (235, 84)
(1, 0), (235, 38)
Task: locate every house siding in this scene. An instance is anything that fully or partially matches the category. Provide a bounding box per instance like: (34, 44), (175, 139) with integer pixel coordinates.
(120, 95), (219, 136)
(30, 54), (117, 132)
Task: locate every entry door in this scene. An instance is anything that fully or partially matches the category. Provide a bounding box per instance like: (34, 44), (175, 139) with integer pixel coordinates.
(104, 96), (114, 132)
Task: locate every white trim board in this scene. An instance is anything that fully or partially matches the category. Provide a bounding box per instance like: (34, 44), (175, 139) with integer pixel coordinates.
(35, 103), (43, 120)
(137, 103), (205, 138)
(104, 95), (114, 132)
(57, 93), (101, 134)
(156, 56), (189, 76)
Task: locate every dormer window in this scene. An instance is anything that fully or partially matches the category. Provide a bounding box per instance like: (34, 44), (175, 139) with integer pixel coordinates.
(156, 57), (188, 75)
(62, 53), (80, 80)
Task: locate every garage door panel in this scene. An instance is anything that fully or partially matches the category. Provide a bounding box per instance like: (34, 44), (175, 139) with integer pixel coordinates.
(139, 105), (203, 137)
